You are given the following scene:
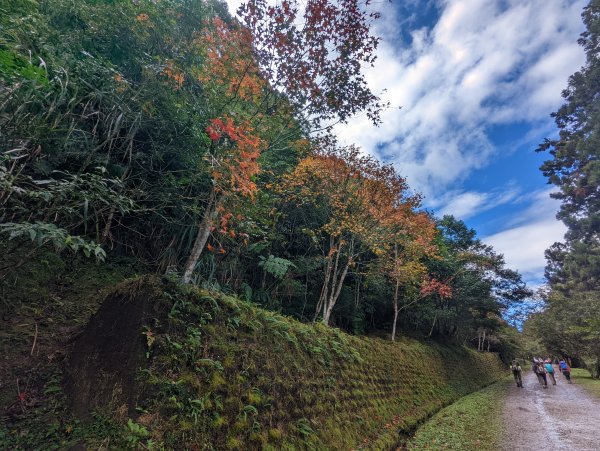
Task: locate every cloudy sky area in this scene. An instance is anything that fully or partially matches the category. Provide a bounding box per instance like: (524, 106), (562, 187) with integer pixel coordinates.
(226, 0), (587, 286)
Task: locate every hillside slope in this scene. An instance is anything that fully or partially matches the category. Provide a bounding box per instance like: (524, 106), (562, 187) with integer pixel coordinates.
(62, 276), (505, 450)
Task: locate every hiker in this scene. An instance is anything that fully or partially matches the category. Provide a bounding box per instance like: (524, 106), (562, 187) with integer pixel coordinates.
(511, 360), (523, 387)
(544, 359), (556, 385)
(532, 358), (548, 388)
(559, 359), (572, 384)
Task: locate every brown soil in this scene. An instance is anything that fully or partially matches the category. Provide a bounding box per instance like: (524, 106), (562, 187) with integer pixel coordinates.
(503, 367), (600, 451)
(64, 276), (169, 418)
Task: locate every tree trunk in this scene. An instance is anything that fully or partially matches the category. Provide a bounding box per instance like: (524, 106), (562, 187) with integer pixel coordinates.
(481, 328), (486, 352)
(428, 312), (437, 338)
(322, 237), (355, 326)
(322, 256), (351, 326)
(313, 244), (334, 323)
(391, 279), (400, 342)
(182, 192), (219, 284)
(354, 271), (361, 309)
(101, 206), (117, 246)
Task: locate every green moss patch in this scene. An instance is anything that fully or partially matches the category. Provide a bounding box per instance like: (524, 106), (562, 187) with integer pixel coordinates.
(62, 276), (506, 450)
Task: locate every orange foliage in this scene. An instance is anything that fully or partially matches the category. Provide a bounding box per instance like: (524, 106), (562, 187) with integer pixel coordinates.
(282, 145), (418, 248)
(420, 277), (452, 299)
(205, 116), (264, 198)
(284, 145), (442, 301)
(197, 17), (265, 102)
(161, 61), (185, 90)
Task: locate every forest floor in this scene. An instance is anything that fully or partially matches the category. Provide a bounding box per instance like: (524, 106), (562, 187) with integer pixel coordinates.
(502, 367), (600, 451)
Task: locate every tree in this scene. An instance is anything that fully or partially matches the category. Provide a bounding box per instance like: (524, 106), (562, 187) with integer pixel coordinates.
(281, 145), (417, 325)
(537, 0), (600, 374)
(182, 116), (265, 283)
(236, 0), (386, 129)
(378, 209), (445, 341)
(181, 0), (387, 282)
(421, 216), (530, 347)
(537, 1), (600, 286)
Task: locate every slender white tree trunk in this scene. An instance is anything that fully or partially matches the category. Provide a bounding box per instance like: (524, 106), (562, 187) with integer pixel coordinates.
(391, 279), (400, 342)
(313, 239), (335, 322)
(482, 328), (486, 352)
(322, 258), (350, 324)
(182, 192), (219, 284)
(322, 247), (352, 326)
(428, 312), (437, 337)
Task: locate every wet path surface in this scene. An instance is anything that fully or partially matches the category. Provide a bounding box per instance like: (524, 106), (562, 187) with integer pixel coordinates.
(503, 368), (600, 451)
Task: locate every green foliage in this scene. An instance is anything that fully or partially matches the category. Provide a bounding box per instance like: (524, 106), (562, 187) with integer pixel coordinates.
(258, 255), (295, 279)
(125, 419), (150, 448)
(0, 0), (219, 268)
(83, 277), (507, 450)
(535, 0), (600, 374)
(0, 49), (48, 84)
(0, 222), (105, 260)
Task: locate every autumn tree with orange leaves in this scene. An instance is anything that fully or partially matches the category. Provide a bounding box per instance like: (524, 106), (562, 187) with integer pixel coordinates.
(237, 0), (386, 128)
(182, 2), (386, 283)
(282, 146), (421, 325)
(183, 17), (300, 283)
(376, 209), (450, 341)
(182, 116), (265, 282)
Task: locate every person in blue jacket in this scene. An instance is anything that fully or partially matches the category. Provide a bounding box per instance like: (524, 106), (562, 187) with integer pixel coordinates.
(559, 359), (572, 384)
(544, 359), (556, 385)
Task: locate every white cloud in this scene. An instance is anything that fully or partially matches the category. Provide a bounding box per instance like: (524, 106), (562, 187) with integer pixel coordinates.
(484, 188), (566, 280)
(332, 0), (586, 201)
(435, 185), (519, 219)
(506, 187), (563, 227)
(485, 218), (566, 280)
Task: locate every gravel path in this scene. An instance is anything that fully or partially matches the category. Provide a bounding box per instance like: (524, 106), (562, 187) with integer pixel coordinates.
(503, 367), (600, 451)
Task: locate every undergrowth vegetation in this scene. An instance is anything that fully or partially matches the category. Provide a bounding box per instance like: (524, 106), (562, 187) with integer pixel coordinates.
(61, 277), (505, 450)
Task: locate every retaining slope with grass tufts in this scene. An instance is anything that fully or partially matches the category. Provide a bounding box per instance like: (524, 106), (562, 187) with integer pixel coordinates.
(66, 276), (505, 450)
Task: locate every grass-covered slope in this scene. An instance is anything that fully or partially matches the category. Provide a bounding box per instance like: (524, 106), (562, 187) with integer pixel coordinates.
(64, 276), (505, 450)
(408, 378), (511, 451)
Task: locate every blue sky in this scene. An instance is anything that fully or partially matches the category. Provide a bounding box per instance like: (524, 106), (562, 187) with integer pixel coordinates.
(334, 0), (586, 289)
(225, 0), (587, 288)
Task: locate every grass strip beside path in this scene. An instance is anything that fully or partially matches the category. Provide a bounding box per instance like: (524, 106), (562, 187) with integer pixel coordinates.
(407, 377), (511, 451)
(571, 368), (600, 398)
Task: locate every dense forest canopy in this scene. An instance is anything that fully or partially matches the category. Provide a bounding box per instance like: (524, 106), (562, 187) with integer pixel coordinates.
(1, 0), (529, 354)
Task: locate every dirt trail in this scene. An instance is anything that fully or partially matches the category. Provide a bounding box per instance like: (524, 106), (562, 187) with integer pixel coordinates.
(503, 367), (600, 451)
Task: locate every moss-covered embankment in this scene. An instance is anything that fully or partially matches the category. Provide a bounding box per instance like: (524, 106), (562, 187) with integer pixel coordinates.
(66, 276), (505, 450)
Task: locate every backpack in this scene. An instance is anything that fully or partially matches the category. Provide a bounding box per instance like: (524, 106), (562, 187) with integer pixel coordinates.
(559, 361), (567, 370)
